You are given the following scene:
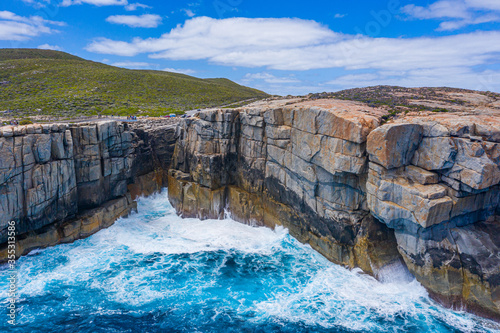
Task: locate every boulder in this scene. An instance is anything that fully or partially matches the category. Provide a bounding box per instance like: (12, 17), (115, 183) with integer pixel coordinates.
(367, 123), (423, 169)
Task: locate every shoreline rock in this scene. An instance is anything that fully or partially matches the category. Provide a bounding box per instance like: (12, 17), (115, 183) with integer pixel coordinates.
(0, 119), (177, 261)
(1, 98), (499, 322)
(168, 101), (500, 321)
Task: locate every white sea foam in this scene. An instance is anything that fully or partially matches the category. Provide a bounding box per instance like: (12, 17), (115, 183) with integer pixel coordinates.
(4, 190), (499, 332)
(89, 191), (288, 256)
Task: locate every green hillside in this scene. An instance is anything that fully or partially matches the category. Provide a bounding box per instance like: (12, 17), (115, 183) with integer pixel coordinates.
(0, 48), (268, 118)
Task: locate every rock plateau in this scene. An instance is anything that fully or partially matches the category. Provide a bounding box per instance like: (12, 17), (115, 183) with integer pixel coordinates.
(1, 89), (499, 322)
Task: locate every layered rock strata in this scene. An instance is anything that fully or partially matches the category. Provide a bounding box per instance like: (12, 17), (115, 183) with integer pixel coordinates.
(1, 100), (499, 321)
(366, 116), (500, 320)
(168, 103), (500, 321)
(0, 120), (177, 259)
(169, 106), (404, 276)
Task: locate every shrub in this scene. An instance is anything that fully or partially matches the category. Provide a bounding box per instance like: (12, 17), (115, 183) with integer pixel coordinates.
(19, 119), (33, 125)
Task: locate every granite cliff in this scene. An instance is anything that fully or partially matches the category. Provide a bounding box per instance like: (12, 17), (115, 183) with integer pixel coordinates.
(0, 120), (177, 258)
(1, 89), (499, 322)
(168, 98), (500, 321)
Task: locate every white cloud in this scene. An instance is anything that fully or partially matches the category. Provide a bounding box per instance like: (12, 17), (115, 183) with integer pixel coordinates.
(244, 72), (300, 84)
(61, 0), (128, 6)
(182, 9), (195, 17)
(334, 14), (346, 19)
(466, 0), (500, 11)
(86, 17), (340, 59)
(124, 2), (151, 11)
(403, 0), (500, 30)
(86, 38), (139, 56)
(402, 1), (470, 19)
(111, 61), (154, 68)
(106, 14), (162, 28)
(0, 10), (65, 41)
(163, 67), (196, 75)
(37, 44), (63, 51)
(85, 16), (500, 77)
(20, 0), (50, 9)
(437, 13), (499, 30)
(326, 67), (500, 93)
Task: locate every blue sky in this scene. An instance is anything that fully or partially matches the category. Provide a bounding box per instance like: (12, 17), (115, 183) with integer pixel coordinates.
(1, 0), (500, 95)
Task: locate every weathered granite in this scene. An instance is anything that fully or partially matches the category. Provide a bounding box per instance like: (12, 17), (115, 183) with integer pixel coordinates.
(0, 120), (177, 260)
(169, 107), (401, 280)
(366, 115), (500, 320)
(0, 124), (78, 242)
(2, 102), (500, 321)
(0, 194), (136, 260)
(168, 103), (500, 321)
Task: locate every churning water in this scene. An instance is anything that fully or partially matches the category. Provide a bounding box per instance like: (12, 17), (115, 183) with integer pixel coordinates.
(1, 191), (499, 333)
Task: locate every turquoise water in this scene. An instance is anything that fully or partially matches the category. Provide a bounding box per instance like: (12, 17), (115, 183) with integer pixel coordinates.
(1, 191), (499, 333)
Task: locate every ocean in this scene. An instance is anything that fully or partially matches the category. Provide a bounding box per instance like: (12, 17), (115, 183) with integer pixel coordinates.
(1, 191), (499, 333)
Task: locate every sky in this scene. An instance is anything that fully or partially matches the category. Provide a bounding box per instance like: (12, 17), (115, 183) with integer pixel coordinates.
(1, 0), (500, 95)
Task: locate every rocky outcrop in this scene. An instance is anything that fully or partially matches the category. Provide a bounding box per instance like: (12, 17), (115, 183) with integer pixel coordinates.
(366, 116), (500, 320)
(2, 99), (499, 321)
(168, 102), (500, 321)
(0, 120), (177, 259)
(169, 105), (403, 277)
(0, 123), (78, 243)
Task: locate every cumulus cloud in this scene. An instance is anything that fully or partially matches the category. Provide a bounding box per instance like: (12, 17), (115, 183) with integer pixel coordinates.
(0, 10), (65, 41)
(61, 0), (128, 6)
(106, 14), (162, 28)
(466, 0), (500, 11)
(244, 72), (300, 84)
(124, 2), (151, 11)
(163, 67), (196, 75)
(20, 0), (50, 9)
(402, 0), (500, 30)
(86, 17), (340, 59)
(182, 9), (195, 17)
(37, 43), (63, 51)
(85, 16), (500, 75)
(402, 1), (469, 19)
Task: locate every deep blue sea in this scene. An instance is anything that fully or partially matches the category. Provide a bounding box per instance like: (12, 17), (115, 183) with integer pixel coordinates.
(1, 191), (500, 333)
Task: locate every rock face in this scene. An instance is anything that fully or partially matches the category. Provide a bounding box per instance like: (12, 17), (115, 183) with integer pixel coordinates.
(169, 105), (403, 277)
(0, 120), (177, 259)
(168, 101), (500, 321)
(1, 100), (499, 322)
(0, 124), (78, 242)
(366, 115), (500, 320)
(367, 123), (423, 169)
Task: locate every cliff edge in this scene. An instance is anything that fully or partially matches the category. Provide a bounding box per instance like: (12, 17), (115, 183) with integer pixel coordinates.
(1, 87), (499, 322)
(0, 119), (177, 258)
(168, 96), (500, 321)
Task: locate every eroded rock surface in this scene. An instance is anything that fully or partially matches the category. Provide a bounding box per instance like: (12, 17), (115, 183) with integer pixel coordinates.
(168, 99), (500, 321)
(169, 104), (403, 279)
(0, 120), (177, 258)
(1, 96), (499, 321)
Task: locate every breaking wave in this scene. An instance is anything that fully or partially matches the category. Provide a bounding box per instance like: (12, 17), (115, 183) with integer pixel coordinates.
(1, 191), (499, 332)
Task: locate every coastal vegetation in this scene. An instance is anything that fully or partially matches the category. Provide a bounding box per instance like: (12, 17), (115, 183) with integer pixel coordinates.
(0, 49), (268, 119)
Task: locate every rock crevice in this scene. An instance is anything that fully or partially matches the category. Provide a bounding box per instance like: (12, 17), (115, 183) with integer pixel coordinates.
(1, 101), (499, 321)
(0, 120), (177, 259)
(168, 101), (500, 321)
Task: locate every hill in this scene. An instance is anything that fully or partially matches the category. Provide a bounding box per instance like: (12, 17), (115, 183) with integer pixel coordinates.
(0, 49), (268, 118)
(0, 48), (84, 61)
